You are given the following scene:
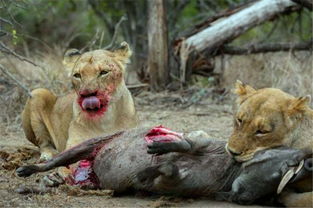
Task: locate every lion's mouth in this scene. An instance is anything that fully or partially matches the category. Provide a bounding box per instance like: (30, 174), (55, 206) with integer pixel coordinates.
(78, 90), (110, 116)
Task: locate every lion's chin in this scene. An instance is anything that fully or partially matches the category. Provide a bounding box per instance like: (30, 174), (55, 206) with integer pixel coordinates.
(234, 154), (254, 163)
(83, 104), (108, 117)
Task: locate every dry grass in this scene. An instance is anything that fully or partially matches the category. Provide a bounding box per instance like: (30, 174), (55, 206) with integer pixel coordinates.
(0, 50), (312, 134)
(219, 51), (313, 106)
(0, 47), (70, 132)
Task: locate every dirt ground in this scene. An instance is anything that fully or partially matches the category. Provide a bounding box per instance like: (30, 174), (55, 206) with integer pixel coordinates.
(0, 90), (263, 208)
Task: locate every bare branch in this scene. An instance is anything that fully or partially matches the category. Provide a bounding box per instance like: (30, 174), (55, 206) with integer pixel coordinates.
(103, 15), (127, 50)
(87, 0), (114, 36)
(0, 42), (52, 86)
(218, 40), (313, 55)
(0, 64), (32, 97)
(292, 0), (313, 10)
(0, 17), (13, 25)
(80, 29), (100, 52)
(168, 0), (189, 28)
(126, 83), (149, 89)
(0, 42), (42, 68)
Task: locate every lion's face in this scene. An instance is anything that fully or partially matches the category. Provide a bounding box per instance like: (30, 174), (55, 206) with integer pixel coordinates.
(227, 81), (311, 162)
(63, 42), (131, 118)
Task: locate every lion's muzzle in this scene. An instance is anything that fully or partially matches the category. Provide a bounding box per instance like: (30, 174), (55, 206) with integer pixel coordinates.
(77, 89), (110, 117)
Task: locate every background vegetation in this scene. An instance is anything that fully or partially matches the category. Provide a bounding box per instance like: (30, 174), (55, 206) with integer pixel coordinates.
(0, 0), (312, 126)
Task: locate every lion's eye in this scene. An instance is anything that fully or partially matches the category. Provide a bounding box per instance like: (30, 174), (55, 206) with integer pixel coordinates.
(99, 70), (108, 76)
(73, 73), (81, 79)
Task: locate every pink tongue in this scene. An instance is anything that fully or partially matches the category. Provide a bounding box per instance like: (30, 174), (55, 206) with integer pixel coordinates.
(82, 96), (101, 110)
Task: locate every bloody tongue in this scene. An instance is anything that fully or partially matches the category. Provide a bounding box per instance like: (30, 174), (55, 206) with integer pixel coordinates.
(82, 96), (101, 110)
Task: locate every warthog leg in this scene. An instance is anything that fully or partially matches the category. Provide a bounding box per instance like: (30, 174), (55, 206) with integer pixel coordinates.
(16, 132), (123, 177)
(146, 127), (223, 155)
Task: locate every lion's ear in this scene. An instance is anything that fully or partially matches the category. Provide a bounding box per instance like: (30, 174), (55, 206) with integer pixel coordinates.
(112, 42), (132, 65)
(234, 80), (256, 102)
(288, 95), (311, 114)
(63, 49), (81, 71)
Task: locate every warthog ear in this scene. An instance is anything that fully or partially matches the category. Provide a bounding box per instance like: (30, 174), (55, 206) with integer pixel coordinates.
(234, 80), (256, 103)
(113, 42), (132, 65)
(288, 95), (311, 115)
(63, 49), (81, 71)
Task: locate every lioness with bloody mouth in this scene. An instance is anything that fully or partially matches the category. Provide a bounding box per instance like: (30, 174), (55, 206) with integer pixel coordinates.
(22, 42), (137, 162)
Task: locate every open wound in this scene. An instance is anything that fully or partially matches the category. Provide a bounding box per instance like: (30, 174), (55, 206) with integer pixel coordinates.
(68, 160), (99, 188)
(144, 125), (183, 144)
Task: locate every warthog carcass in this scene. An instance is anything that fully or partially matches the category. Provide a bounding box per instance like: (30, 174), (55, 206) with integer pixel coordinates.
(17, 126), (312, 205)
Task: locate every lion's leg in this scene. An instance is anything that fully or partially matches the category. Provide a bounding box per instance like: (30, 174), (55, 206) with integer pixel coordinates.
(22, 98), (36, 145)
(42, 127), (87, 186)
(22, 88), (58, 161)
(280, 191), (313, 207)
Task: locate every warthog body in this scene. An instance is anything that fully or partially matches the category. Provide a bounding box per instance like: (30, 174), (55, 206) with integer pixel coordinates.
(17, 126), (312, 205)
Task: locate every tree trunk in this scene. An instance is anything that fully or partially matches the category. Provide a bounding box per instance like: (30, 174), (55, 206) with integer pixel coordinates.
(184, 0), (298, 53)
(147, 0), (169, 91)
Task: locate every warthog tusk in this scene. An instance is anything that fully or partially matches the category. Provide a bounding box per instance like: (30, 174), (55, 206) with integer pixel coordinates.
(277, 159), (304, 194)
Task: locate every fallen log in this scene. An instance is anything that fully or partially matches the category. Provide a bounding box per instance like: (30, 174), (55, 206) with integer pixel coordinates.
(174, 0), (304, 83)
(183, 0), (299, 53)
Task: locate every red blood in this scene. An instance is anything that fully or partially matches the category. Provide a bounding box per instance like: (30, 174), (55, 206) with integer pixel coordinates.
(77, 91), (110, 118)
(145, 125), (183, 144)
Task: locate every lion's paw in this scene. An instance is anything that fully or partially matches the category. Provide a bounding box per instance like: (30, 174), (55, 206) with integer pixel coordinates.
(42, 172), (65, 187)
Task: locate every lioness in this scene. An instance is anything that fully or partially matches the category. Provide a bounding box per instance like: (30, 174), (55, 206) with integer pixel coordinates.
(22, 42), (137, 162)
(226, 80), (313, 207)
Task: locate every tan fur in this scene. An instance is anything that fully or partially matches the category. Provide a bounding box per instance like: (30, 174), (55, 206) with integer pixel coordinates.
(279, 192), (313, 207)
(227, 80), (313, 207)
(22, 42), (137, 161)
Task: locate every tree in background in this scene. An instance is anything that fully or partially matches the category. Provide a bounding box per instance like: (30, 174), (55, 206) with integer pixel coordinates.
(0, 0), (312, 91)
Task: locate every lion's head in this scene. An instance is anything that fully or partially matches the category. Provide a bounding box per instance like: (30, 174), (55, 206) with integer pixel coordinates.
(226, 80), (311, 162)
(63, 42), (131, 118)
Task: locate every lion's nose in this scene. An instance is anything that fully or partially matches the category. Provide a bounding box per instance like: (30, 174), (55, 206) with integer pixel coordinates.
(79, 89), (98, 97)
(227, 148), (242, 157)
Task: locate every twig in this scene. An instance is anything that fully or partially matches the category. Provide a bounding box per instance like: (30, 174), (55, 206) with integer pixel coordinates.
(0, 17), (13, 25)
(80, 28), (100, 52)
(0, 64), (32, 97)
(103, 15), (127, 50)
(292, 0), (313, 11)
(99, 30), (105, 48)
(179, 40), (191, 85)
(0, 42), (52, 86)
(0, 42), (42, 68)
(126, 83), (149, 89)
(259, 21), (278, 43)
